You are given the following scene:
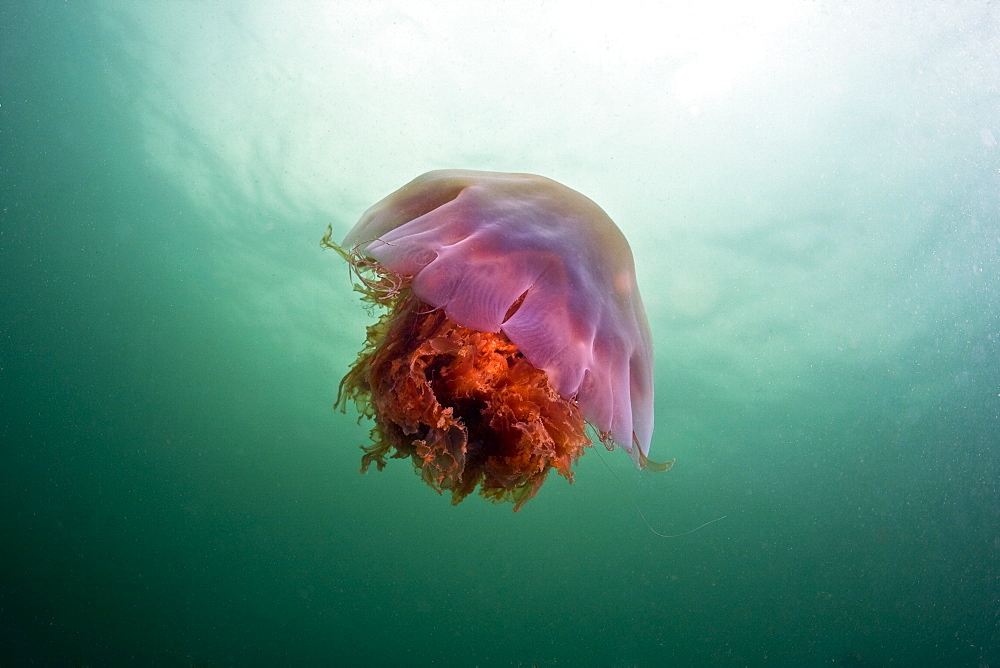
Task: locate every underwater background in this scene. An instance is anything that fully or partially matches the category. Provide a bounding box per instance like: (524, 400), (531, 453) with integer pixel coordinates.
(1, 1), (997, 666)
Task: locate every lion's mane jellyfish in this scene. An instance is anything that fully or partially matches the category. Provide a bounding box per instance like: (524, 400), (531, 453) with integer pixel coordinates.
(325, 170), (672, 511)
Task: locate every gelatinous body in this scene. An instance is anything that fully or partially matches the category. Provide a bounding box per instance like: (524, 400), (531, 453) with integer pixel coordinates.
(327, 170), (670, 510)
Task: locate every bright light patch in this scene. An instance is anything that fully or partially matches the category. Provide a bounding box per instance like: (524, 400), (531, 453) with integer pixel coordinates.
(664, 1), (814, 105)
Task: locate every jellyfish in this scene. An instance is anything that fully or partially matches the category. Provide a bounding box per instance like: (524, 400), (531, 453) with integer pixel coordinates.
(325, 170), (672, 511)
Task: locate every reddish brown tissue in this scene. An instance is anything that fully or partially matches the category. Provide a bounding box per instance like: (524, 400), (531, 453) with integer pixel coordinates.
(334, 280), (590, 511)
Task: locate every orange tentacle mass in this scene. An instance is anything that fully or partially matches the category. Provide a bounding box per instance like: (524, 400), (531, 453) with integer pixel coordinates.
(337, 289), (590, 511)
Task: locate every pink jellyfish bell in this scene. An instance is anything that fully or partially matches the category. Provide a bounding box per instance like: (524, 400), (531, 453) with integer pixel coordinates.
(325, 170), (672, 511)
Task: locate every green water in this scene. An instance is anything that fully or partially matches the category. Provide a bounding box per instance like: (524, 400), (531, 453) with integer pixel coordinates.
(2, 2), (997, 666)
